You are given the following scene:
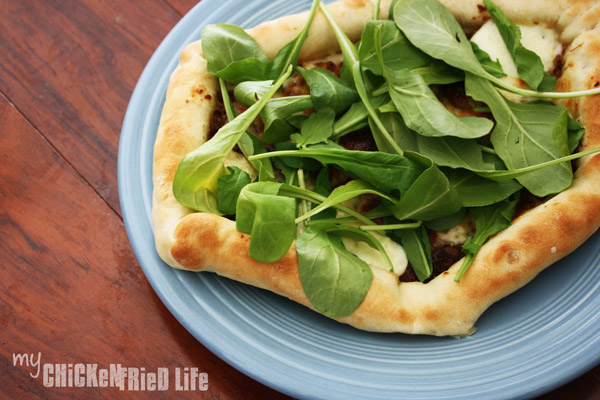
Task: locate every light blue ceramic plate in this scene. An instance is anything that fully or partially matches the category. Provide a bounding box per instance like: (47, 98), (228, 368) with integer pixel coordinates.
(118, 1), (600, 398)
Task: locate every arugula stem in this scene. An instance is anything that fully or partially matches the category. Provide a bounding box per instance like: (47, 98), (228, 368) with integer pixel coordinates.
(360, 222), (421, 231)
(279, 185), (375, 226)
(480, 145), (600, 180)
(373, 0), (381, 20)
(319, 1), (403, 155)
(454, 253), (474, 282)
(297, 168), (310, 232)
(372, 84), (388, 97)
(489, 74), (600, 99)
(479, 145), (496, 155)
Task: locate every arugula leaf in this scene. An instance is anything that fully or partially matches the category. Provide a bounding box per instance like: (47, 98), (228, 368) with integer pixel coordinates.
(173, 66), (292, 213)
(333, 95), (388, 139)
(296, 180), (395, 223)
(390, 152), (462, 221)
(425, 208), (466, 232)
(359, 20), (432, 76)
(383, 68), (493, 139)
(393, 225), (432, 282)
(310, 220), (395, 272)
(465, 73), (572, 196)
(411, 62), (464, 85)
(252, 147), (425, 195)
(296, 224), (372, 317)
(455, 194), (519, 281)
(482, 0), (556, 91)
(298, 67), (359, 114)
(233, 80), (272, 107)
(470, 41), (505, 78)
(266, 0), (319, 80)
(568, 116), (585, 153)
(290, 108), (335, 148)
(393, 0), (487, 79)
(445, 168), (522, 207)
(219, 78), (274, 182)
(236, 182), (297, 263)
(371, 111), (494, 170)
(319, 1), (404, 154)
(202, 24), (269, 84)
(261, 95), (313, 144)
(217, 166), (252, 215)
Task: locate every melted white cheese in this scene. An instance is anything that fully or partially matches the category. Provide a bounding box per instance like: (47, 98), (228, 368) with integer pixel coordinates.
(471, 20), (562, 78)
(342, 233), (408, 276)
(470, 21), (562, 102)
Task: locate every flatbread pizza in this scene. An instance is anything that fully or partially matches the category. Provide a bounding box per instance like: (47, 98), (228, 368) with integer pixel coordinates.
(152, 0), (600, 336)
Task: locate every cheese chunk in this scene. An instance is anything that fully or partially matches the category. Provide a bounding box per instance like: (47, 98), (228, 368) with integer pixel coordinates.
(470, 20), (561, 103)
(342, 233), (408, 276)
(471, 20), (561, 78)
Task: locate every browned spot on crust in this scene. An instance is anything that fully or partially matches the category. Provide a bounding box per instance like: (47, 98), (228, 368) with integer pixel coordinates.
(346, 0), (366, 9)
(204, 94), (212, 100)
(191, 86), (205, 97)
(171, 215), (220, 268)
(507, 250), (521, 265)
(477, 4), (486, 13)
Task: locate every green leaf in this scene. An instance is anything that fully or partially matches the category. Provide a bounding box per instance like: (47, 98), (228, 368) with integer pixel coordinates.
(202, 24), (269, 84)
(394, 225), (432, 282)
(253, 148), (425, 195)
(455, 194), (519, 281)
(266, 0), (319, 80)
(372, 112), (495, 170)
(217, 166), (252, 215)
(236, 182), (297, 263)
(233, 80), (272, 107)
(411, 61), (464, 85)
(261, 95), (313, 144)
(482, 0), (556, 91)
(465, 73), (572, 196)
(333, 96), (388, 138)
(310, 220), (395, 272)
(297, 180), (395, 223)
(390, 152), (462, 221)
(568, 116), (585, 153)
(445, 168), (522, 207)
(173, 66), (292, 212)
(219, 78), (275, 182)
(319, 1), (404, 154)
(393, 0), (487, 79)
(359, 20), (432, 76)
(470, 41), (505, 78)
(424, 208), (466, 232)
(290, 108), (335, 148)
(298, 67), (359, 114)
(296, 224), (372, 317)
(383, 68), (493, 139)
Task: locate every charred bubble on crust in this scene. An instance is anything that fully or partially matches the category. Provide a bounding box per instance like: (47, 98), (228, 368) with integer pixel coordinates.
(550, 51), (565, 79)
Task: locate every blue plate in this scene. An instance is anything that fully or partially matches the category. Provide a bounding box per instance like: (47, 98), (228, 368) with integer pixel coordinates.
(118, 1), (600, 398)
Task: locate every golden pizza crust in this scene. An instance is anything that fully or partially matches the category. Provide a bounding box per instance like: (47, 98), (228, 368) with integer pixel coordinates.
(153, 0), (600, 335)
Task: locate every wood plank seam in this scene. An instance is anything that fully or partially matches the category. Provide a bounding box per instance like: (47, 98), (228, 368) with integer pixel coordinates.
(0, 89), (123, 220)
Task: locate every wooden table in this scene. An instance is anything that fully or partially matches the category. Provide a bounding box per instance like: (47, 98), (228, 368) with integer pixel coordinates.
(1, 1), (599, 398)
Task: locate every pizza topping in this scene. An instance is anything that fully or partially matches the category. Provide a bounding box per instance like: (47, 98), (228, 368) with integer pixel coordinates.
(172, 0), (600, 318)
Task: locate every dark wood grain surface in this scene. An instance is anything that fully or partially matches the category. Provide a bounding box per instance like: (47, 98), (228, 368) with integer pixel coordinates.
(0, 0), (599, 398)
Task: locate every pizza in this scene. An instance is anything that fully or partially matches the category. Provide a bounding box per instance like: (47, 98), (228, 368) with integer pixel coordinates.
(152, 0), (600, 336)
